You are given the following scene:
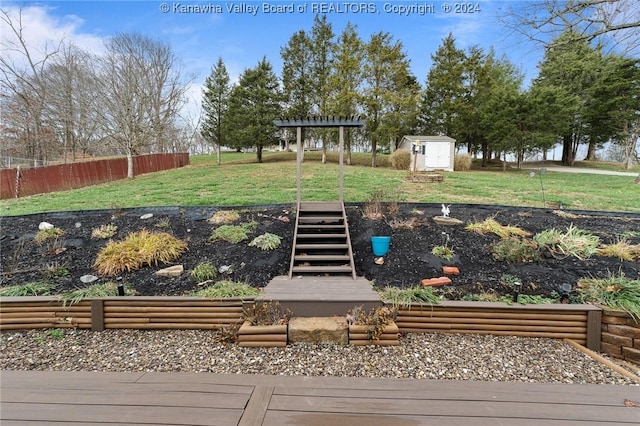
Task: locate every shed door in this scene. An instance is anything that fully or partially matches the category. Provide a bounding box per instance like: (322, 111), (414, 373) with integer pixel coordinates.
(425, 142), (450, 168)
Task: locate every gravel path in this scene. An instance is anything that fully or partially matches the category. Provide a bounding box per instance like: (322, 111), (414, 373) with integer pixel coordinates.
(1, 329), (637, 385)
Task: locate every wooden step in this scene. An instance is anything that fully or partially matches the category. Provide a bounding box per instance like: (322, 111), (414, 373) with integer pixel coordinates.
(298, 216), (343, 224)
(297, 224), (345, 229)
(294, 255), (351, 261)
(295, 243), (348, 250)
(296, 233), (346, 239)
(291, 266), (353, 274)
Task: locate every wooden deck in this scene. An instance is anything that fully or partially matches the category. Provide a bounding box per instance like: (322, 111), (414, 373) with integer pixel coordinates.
(2, 370), (638, 425)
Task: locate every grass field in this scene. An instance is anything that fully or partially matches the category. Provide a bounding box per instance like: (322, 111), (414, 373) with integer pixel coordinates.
(1, 152), (639, 216)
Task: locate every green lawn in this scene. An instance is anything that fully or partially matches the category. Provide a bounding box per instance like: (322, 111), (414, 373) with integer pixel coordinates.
(2, 152), (639, 216)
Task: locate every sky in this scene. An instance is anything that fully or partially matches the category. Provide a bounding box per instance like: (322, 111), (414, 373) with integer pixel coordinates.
(1, 1), (547, 120)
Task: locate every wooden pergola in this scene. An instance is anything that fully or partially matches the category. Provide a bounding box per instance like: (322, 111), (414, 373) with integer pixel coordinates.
(273, 116), (366, 204)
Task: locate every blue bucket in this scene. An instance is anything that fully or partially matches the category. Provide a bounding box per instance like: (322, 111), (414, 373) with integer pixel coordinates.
(371, 236), (391, 256)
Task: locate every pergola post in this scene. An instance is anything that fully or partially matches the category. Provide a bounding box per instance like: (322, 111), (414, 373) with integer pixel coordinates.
(296, 126), (302, 206)
(339, 125), (344, 203)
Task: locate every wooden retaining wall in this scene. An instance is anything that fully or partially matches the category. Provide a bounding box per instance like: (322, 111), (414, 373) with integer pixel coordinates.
(0, 297), (248, 331)
(349, 322), (400, 346)
(237, 321), (288, 348)
(600, 307), (640, 365)
(394, 301), (602, 351)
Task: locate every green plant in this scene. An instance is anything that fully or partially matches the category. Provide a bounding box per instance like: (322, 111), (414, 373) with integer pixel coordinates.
(94, 229), (187, 276)
(243, 301), (291, 326)
(91, 224), (118, 239)
(47, 328), (65, 340)
(534, 225), (600, 260)
(0, 281), (54, 296)
(380, 286), (440, 308)
(44, 263), (70, 279)
(500, 274), (520, 285)
(191, 280), (258, 298)
(154, 218), (171, 229)
(60, 282), (136, 306)
(190, 262), (218, 283)
(462, 292), (500, 302)
(491, 238), (541, 262)
(346, 305), (397, 341)
(390, 148), (411, 170)
(432, 232), (454, 261)
(576, 274), (640, 321)
(209, 221), (257, 244)
(465, 217), (531, 239)
(248, 232), (282, 250)
(34, 227), (65, 244)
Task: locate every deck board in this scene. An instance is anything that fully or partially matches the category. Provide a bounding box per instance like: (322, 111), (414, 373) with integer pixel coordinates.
(2, 371), (638, 425)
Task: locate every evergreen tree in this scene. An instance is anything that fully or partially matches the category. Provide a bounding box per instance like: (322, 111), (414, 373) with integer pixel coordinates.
(201, 57), (230, 165)
(309, 14), (335, 163)
(224, 58), (282, 163)
(363, 31), (417, 167)
(328, 22), (364, 165)
(418, 34), (467, 140)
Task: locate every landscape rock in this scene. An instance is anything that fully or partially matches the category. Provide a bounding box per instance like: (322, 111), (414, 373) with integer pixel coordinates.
(140, 213), (154, 220)
(80, 275), (98, 284)
(432, 216), (464, 225)
(156, 265), (184, 277)
(38, 222), (54, 230)
(288, 317), (348, 345)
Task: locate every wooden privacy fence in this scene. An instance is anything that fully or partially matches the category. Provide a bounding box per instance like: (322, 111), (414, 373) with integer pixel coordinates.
(0, 297), (248, 331)
(1, 153), (189, 199)
(394, 301), (602, 351)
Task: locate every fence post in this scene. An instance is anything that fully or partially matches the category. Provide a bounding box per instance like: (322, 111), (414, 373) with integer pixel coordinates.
(586, 309), (602, 351)
(91, 299), (105, 331)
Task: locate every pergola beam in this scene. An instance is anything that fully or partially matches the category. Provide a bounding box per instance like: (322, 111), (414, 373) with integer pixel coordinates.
(274, 116), (366, 204)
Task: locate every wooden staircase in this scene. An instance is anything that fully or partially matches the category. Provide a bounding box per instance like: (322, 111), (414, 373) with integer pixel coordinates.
(289, 202), (356, 279)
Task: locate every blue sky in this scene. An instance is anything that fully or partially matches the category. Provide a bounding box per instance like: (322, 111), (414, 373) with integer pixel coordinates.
(2, 1), (546, 116)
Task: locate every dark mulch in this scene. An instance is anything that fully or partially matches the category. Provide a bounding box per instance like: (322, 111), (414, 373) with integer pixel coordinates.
(1, 203), (639, 299)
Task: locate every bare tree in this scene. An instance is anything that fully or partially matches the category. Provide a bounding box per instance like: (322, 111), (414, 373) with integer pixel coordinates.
(44, 44), (101, 162)
(500, 1), (640, 54)
(95, 33), (187, 178)
(0, 7), (60, 163)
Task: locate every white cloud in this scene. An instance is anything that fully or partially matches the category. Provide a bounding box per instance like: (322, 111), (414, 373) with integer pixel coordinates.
(1, 5), (105, 65)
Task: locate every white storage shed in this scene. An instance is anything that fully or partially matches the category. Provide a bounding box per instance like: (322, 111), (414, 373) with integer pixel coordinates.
(399, 135), (456, 172)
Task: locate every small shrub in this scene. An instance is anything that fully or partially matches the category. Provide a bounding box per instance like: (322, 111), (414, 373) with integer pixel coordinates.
(390, 148), (411, 170)
(210, 221), (257, 244)
(454, 153), (472, 171)
(432, 245), (454, 261)
(491, 238), (541, 262)
(60, 282), (136, 306)
(388, 217), (419, 230)
(191, 280), (259, 298)
(94, 229), (187, 276)
(154, 218), (171, 229)
(534, 225), (599, 260)
(577, 274), (640, 320)
(44, 263), (70, 279)
(380, 286), (440, 308)
(91, 224), (118, 239)
(465, 218), (531, 239)
(190, 262), (217, 283)
(363, 187), (401, 219)
(243, 301), (291, 326)
(35, 227), (64, 244)
(0, 281), (54, 297)
(346, 305), (397, 341)
(208, 210), (240, 225)
(248, 233), (282, 250)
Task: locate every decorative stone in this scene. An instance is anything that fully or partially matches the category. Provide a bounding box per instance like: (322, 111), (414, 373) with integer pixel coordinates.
(288, 317), (348, 345)
(140, 213), (154, 220)
(219, 265), (233, 274)
(80, 274), (98, 284)
(38, 222), (54, 230)
(155, 265), (184, 277)
(433, 216), (464, 225)
(421, 277), (452, 287)
(374, 257), (385, 265)
(442, 266), (460, 275)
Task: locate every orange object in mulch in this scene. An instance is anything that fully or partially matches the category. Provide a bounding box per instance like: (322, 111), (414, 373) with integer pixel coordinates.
(442, 266), (460, 275)
(421, 277), (452, 287)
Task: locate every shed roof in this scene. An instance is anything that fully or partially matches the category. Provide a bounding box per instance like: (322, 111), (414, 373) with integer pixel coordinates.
(402, 135), (456, 143)
(274, 115), (366, 128)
